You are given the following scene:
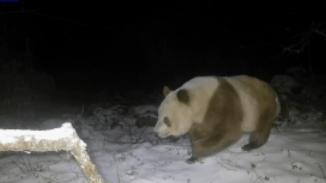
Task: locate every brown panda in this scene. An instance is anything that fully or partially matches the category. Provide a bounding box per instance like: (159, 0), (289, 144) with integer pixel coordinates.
(153, 75), (280, 163)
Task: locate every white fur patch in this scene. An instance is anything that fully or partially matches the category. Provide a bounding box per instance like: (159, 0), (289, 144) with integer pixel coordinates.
(225, 76), (259, 132)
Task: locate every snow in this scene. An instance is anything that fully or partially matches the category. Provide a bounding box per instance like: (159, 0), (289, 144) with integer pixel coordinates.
(0, 104), (326, 183)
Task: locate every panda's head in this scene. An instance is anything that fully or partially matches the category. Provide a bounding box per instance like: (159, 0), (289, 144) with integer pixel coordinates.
(154, 86), (193, 138)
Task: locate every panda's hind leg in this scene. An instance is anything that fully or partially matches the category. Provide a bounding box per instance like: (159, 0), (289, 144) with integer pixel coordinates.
(242, 119), (273, 151)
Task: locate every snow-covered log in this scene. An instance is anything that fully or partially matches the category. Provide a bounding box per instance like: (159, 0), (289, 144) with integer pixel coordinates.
(0, 122), (103, 183)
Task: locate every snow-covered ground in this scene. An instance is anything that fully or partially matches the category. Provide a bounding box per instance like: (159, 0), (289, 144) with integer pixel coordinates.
(0, 103), (325, 183)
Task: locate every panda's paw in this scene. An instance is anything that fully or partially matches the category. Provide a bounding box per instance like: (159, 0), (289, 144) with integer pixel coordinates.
(186, 156), (198, 164)
(242, 143), (259, 151)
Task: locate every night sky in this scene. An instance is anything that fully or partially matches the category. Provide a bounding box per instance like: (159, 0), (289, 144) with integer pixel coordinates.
(1, 1), (326, 99)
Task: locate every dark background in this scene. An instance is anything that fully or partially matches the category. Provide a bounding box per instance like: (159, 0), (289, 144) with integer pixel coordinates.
(1, 1), (326, 102)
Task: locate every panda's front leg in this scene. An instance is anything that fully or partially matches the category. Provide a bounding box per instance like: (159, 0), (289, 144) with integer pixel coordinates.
(186, 137), (206, 163)
(187, 124), (208, 163)
(188, 131), (242, 164)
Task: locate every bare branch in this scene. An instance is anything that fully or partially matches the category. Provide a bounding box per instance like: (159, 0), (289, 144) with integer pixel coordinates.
(0, 122), (104, 183)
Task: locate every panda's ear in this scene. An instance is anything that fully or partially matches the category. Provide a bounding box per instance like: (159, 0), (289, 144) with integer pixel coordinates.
(163, 86), (172, 96)
(177, 89), (190, 105)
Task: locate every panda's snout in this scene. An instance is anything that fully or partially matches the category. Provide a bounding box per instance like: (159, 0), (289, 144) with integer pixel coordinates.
(153, 121), (162, 134)
(153, 121), (170, 138)
(153, 126), (158, 134)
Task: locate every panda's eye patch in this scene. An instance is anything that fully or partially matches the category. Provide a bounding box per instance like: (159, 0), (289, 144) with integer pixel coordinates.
(163, 117), (171, 127)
